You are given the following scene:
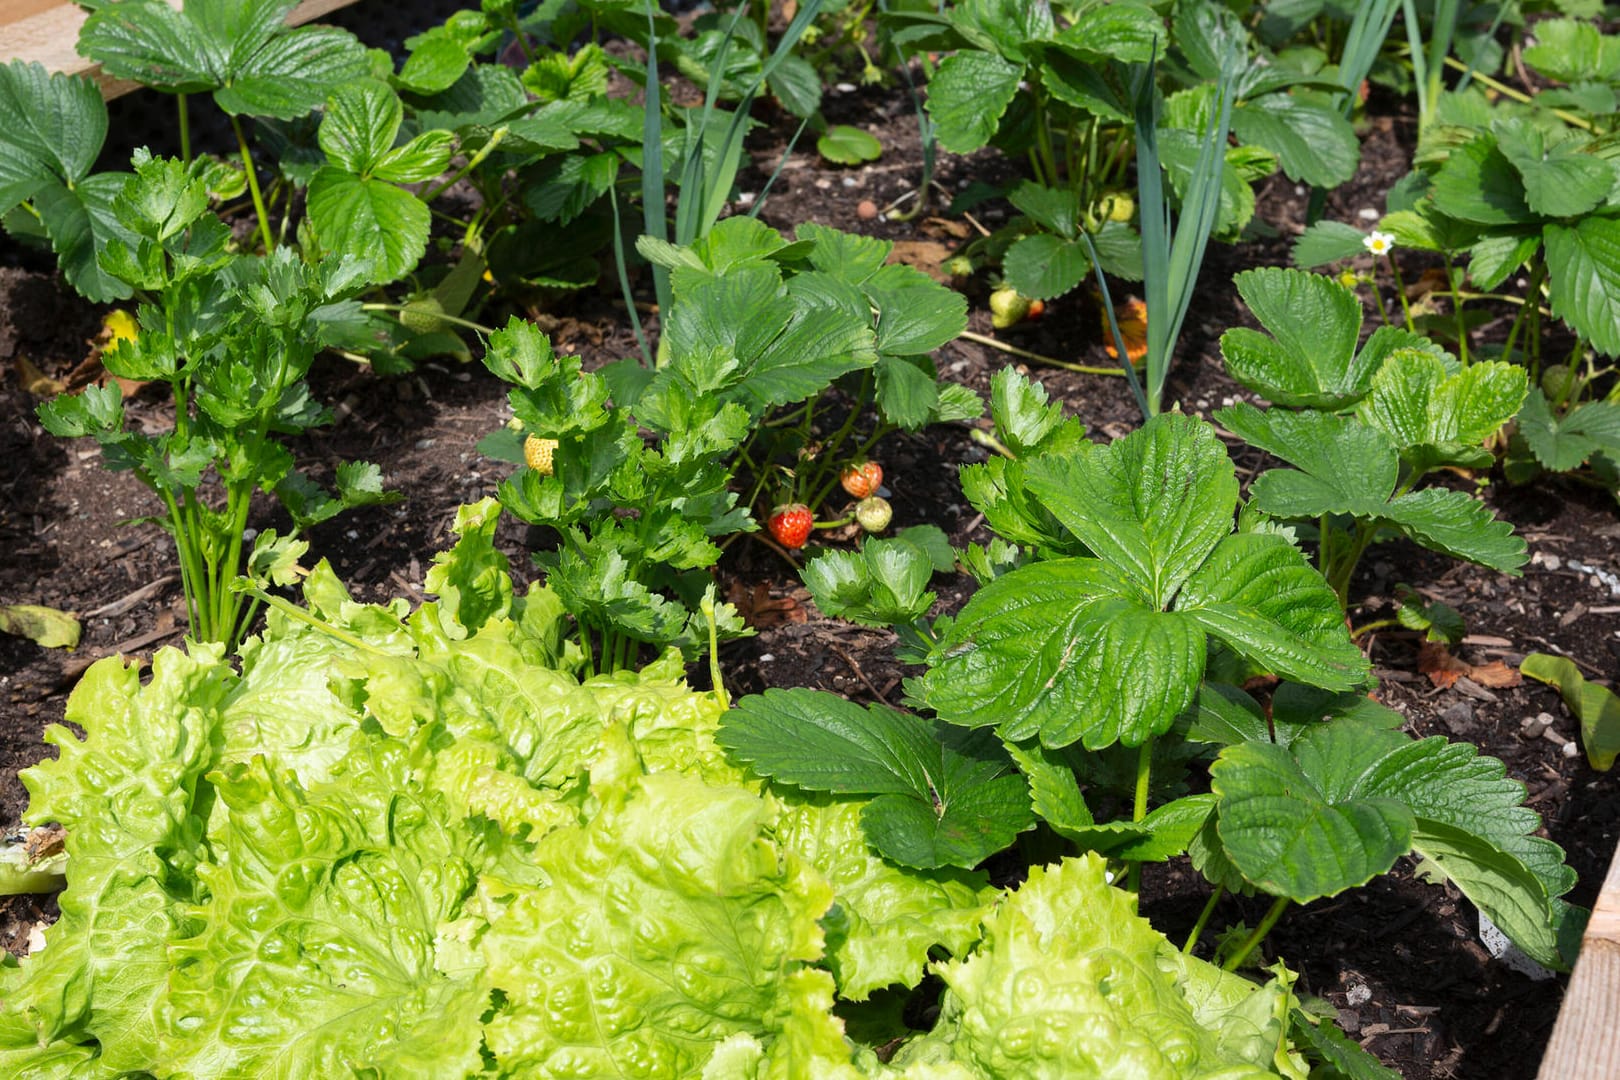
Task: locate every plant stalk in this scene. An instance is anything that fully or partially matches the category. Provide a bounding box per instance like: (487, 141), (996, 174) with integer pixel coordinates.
(1223, 895), (1291, 971)
(1183, 884), (1226, 955)
(230, 115), (275, 255)
(959, 330), (1126, 376)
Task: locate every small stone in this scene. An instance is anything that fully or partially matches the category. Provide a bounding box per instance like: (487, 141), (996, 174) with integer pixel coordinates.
(1345, 983), (1373, 1008)
(415, 437), (436, 450)
(1542, 553), (1562, 571)
(1439, 701), (1474, 730)
(1563, 740), (1581, 759)
(815, 178), (832, 189)
(736, 191), (756, 205)
(841, 176), (859, 188)
(758, 653), (774, 663)
(1358, 207), (1380, 221)
(835, 82), (857, 93)
(856, 199), (878, 220)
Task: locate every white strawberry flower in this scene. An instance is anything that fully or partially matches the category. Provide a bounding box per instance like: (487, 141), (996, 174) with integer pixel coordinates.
(1364, 230), (1396, 256)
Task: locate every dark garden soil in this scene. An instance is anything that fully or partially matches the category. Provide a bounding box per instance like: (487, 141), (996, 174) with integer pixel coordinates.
(1, 48), (1616, 1079)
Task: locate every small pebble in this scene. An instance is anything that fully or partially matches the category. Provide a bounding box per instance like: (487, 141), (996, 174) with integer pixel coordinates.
(345, 530), (359, 541)
(815, 178), (832, 189)
(1542, 553), (1562, 571)
(835, 82), (856, 93)
(1345, 983), (1373, 1007)
(1563, 741), (1581, 759)
(758, 653), (774, 663)
(856, 199), (878, 220)
(415, 438), (436, 450)
(841, 176), (859, 188)
(1358, 207), (1380, 221)
(736, 191), (756, 205)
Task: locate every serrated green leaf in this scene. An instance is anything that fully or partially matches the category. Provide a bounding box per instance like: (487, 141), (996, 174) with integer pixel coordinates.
(1290, 220), (1369, 268)
(927, 416), (1363, 749)
(1230, 93), (1358, 188)
(1430, 134), (1538, 227)
(1523, 17), (1620, 84)
(1545, 214), (1620, 357)
(1358, 350), (1527, 466)
(318, 78), (400, 175)
(926, 51), (1022, 154)
(800, 537), (936, 627)
(1002, 232), (1092, 300)
(1024, 413), (1237, 608)
(306, 167), (429, 284)
(987, 365), (1087, 458)
(719, 689), (1031, 869)
(34, 172), (139, 303)
(1220, 403), (1528, 575)
(82, 0), (369, 119)
(0, 61), (106, 213)
(1049, 2), (1161, 63)
(1008, 180), (1080, 238)
(873, 354), (939, 431)
(1494, 119), (1614, 220)
(1516, 389), (1620, 472)
(1468, 230), (1542, 292)
(1220, 267), (1376, 408)
(1212, 719), (1416, 902)
(862, 263), (967, 357)
(816, 124), (882, 166)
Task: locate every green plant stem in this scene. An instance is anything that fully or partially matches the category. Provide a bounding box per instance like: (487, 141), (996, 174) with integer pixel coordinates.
(1350, 616), (1402, 639)
(1125, 736), (1153, 894)
(1442, 56), (1593, 131)
(969, 428), (1015, 460)
(241, 584), (390, 655)
(1326, 520), (1375, 610)
(1367, 276), (1394, 327)
(1182, 884), (1225, 955)
(1447, 267), (1470, 366)
(177, 94), (191, 164)
(230, 115), (275, 254)
(422, 128), (509, 204)
(1222, 896), (1290, 971)
(1031, 87), (1061, 187)
(1385, 254), (1414, 331)
(959, 330), (1126, 376)
(359, 303), (495, 335)
(160, 488), (206, 639)
(1501, 258), (1547, 364)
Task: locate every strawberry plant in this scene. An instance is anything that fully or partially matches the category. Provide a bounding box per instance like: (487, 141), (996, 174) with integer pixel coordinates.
(1214, 266), (1528, 604)
(34, 154), (397, 651)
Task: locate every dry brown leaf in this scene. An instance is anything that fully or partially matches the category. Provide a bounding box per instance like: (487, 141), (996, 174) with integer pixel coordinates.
(887, 240), (954, 283)
(14, 356), (65, 396)
(23, 824), (66, 862)
(1418, 640), (1521, 689)
(726, 581), (807, 628)
(921, 216), (972, 240)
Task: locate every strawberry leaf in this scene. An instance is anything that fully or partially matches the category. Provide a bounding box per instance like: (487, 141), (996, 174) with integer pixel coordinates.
(925, 416), (1365, 749)
(80, 0), (369, 120)
(719, 689), (1032, 870)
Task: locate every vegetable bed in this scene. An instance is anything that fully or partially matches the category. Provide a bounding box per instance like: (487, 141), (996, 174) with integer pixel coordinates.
(3, 1), (1620, 1077)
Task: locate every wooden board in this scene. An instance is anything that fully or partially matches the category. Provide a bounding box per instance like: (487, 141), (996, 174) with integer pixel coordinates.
(1537, 843), (1620, 1077)
(0, 0), (362, 98)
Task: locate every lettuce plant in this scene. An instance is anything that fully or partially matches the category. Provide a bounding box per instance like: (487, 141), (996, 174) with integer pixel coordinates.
(0, 500), (1341, 1077)
(1216, 266), (1528, 604)
(35, 154), (397, 651)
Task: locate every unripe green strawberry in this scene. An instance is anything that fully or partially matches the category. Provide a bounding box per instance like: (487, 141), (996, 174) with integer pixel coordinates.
(523, 434), (558, 475)
(942, 254), (975, 278)
(855, 495), (892, 533)
(768, 503), (814, 549)
(989, 286), (1032, 329)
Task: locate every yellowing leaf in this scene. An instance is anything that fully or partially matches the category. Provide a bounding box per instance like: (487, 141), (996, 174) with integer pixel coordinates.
(0, 603), (80, 649)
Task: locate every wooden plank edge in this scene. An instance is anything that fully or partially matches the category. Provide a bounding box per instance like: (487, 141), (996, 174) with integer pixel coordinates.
(1537, 838), (1620, 1078)
(0, 0), (364, 99)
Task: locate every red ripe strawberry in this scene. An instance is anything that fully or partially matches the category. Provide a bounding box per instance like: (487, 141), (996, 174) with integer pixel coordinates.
(1026, 298), (1046, 321)
(768, 503), (813, 549)
(840, 461), (883, 499)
